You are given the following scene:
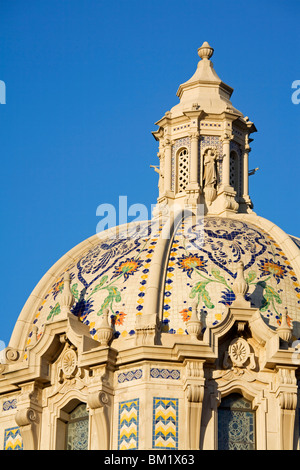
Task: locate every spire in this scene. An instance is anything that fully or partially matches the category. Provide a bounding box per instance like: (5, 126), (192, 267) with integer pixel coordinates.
(152, 43), (257, 216)
(176, 41), (235, 111)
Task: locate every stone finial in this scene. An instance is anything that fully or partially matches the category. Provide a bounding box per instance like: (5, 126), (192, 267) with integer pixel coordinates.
(96, 309), (113, 346)
(60, 272), (75, 316)
(186, 302), (202, 341)
(198, 41), (214, 60)
(277, 310), (292, 343)
(232, 261), (248, 303)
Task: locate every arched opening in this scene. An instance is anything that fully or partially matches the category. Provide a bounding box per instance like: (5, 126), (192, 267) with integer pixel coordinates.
(218, 393), (256, 450)
(176, 147), (189, 193)
(56, 400), (89, 450)
(66, 403), (89, 450)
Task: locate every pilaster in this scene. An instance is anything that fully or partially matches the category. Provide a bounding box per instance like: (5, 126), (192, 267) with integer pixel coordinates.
(183, 360), (205, 450)
(275, 366), (298, 450)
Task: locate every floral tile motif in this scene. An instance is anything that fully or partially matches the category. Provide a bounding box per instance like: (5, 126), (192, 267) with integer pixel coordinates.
(3, 427), (23, 450)
(152, 398), (178, 449)
(25, 221), (158, 354)
(24, 216), (300, 355)
(162, 216), (300, 336)
(118, 399), (139, 450)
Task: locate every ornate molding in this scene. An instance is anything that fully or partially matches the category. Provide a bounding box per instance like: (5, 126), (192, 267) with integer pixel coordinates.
(186, 384), (204, 403)
(61, 348), (78, 378)
(275, 366), (297, 449)
(57, 345), (85, 384)
(135, 313), (160, 346)
(224, 337), (256, 370)
(184, 360), (205, 450)
(4, 347), (20, 363)
(87, 391), (110, 410)
(87, 388), (112, 450)
(15, 407), (37, 427)
(15, 382), (42, 450)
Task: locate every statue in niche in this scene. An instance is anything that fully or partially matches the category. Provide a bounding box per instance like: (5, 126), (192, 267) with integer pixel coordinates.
(203, 147), (218, 188)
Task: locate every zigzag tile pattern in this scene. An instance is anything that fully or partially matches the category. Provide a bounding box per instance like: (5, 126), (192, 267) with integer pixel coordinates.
(152, 398), (178, 449)
(3, 427), (23, 450)
(118, 399), (139, 450)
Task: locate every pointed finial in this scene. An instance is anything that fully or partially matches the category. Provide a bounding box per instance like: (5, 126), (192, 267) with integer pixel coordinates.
(277, 310), (292, 343)
(231, 261), (251, 307)
(60, 272), (75, 316)
(186, 302), (202, 341)
(96, 308), (113, 346)
(198, 41), (214, 60)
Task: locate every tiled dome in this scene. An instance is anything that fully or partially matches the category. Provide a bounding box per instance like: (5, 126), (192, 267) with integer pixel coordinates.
(21, 215), (300, 358)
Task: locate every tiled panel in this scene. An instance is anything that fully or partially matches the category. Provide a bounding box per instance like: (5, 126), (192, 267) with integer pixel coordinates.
(2, 399), (17, 411)
(150, 368), (180, 380)
(118, 369), (142, 383)
(152, 397), (178, 449)
(118, 399), (139, 450)
(162, 216), (300, 337)
(24, 221), (162, 357)
(3, 427), (23, 450)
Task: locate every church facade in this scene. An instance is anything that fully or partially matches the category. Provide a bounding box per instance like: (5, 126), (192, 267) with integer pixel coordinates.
(1, 42), (300, 451)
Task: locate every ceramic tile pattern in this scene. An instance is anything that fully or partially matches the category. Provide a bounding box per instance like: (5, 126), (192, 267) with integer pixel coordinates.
(118, 399), (139, 450)
(162, 216), (300, 336)
(152, 397), (178, 449)
(3, 427), (23, 450)
(150, 368), (180, 380)
(25, 216), (300, 358)
(2, 399), (17, 411)
(118, 369), (142, 383)
(24, 221), (162, 357)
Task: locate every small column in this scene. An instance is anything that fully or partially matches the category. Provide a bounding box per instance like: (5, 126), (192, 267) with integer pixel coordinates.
(163, 138), (172, 193)
(221, 134), (231, 188)
(186, 131), (200, 208)
(243, 149), (249, 197)
(190, 131), (200, 185)
(241, 134), (254, 212)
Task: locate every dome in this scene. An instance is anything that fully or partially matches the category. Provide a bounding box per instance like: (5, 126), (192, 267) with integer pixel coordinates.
(3, 42), (300, 452)
(10, 212), (300, 358)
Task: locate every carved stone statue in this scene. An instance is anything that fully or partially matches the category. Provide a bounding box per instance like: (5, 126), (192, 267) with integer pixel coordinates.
(203, 147), (217, 188)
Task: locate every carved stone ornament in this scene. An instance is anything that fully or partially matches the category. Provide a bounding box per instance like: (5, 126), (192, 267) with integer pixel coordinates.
(224, 337), (255, 370)
(61, 348), (78, 378)
(15, 407), (37, 427)
(96, 308), (113, 346)
(186, 303), (202, 341)
(87, 391), (110, 410)
(5, 347), (19, 363)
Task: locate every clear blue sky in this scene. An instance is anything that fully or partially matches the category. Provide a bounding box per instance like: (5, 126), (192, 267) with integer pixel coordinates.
(1, 0), (300, 346)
